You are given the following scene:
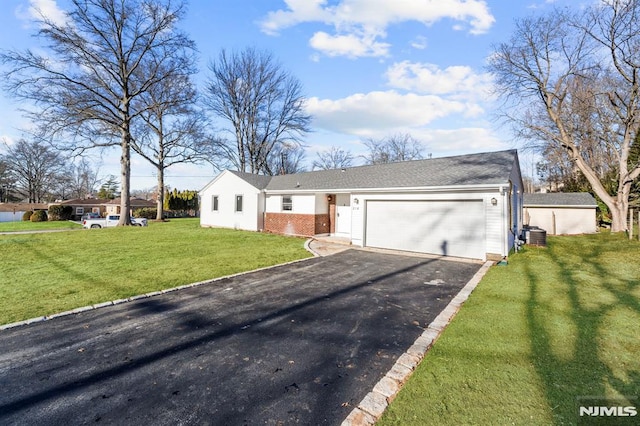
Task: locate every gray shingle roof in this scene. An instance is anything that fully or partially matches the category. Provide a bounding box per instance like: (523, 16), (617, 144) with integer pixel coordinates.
(228, 171), (272, 190)
(266, 149), (519, 191)
(224, 150), (519, 192)
(523, 192), (597, 207)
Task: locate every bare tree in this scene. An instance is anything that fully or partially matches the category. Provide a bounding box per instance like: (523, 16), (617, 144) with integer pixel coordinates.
(488, 1), (640, 232)
(267, 143), (307, 175)
(131, 187), (156, 201)
(66, 158), (101, 199)
(363, 133), (424, 165)
(203, 47), (312, 174)
(312, 146), (354, 170)
(1, 139), (67, 202)
(131, 62), (209, 220)
(1, 0), (195, 225)
(0, 156), (16, 202)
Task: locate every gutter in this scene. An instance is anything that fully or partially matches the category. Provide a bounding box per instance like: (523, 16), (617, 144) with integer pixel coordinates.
(264, 183), (510, 195)
(523, 204), (597, 209)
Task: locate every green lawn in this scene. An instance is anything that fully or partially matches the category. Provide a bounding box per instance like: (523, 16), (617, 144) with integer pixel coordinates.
(0, 218), (311, 325)
(0, 220), (83, 232)
(379, 232), (640, 425)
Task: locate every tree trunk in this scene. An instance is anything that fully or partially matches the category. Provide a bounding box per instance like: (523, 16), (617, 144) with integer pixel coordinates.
(119, 120), (132, 226)
(156, 169), (164, 221)
(609, 186), (630, 233)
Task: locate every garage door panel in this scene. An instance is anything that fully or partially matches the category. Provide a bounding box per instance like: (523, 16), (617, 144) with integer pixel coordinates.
(365, 200), (485, 259)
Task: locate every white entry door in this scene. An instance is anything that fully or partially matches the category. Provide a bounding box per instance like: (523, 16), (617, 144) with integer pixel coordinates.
(335, 194), (351, 235)
(365, 200), (485, 259)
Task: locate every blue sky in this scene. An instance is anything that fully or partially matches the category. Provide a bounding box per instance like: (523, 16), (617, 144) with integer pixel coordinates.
(0, 0), (579, 190)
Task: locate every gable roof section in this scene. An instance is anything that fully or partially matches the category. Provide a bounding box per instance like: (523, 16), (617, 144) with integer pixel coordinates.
(0, 202), (48, 212)
(199, 169), (272, 193)
(59, 198), (111, 206)
(228, 171), (272, 190)
(266, 149), (519, 192)
(523, 193), (597, 208)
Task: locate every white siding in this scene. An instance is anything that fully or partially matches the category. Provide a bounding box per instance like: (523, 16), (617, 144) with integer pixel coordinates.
(484, 194), (504, 256)
(315, 194), (329, 214)
(265, 194), (280, 213)
(509, 159), (524, 252)
(199, 171), (264, 231)
(265, 194), (316, 214)
(0, 211), (24, 222)
(525, 207), (596, 235)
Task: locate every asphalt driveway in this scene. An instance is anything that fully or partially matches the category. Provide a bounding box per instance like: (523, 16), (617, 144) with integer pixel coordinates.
(0, 250), (482, 425)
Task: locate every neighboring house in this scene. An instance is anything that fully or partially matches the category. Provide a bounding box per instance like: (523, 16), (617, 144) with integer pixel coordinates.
(523, 192), (598, 235)
(0, 203), (48, 222)
(200, 150), (524, 261)
(104, 197), (156, 215)
(59, 198), (110, 220)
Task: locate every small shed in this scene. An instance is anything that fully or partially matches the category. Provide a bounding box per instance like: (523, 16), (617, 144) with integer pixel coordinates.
(0, 203), (49, 222)
(523, 193), (597, 235)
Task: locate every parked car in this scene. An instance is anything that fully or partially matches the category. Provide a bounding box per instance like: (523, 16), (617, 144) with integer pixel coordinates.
(83, 214), (148, 228)
(81, 212), (101, 221)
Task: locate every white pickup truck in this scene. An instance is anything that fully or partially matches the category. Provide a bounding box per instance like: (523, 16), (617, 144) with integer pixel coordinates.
(83, 214), (148, 228)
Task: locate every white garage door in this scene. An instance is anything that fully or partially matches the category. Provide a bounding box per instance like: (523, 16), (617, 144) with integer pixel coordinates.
(365, 200), (486, 259)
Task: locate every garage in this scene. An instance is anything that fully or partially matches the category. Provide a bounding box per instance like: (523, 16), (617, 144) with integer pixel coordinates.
(365, 200), (486, 259)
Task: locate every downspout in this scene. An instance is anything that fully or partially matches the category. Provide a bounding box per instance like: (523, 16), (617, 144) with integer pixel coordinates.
(261, 190), (266, 232)
(500, 185), (507, 257)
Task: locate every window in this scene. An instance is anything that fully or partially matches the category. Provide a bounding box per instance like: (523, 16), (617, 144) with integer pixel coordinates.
(282, 195), (293, 211)
(76, 207), (84, 216)
(212, 195), (219, 212)
(235, 195), (243, 212)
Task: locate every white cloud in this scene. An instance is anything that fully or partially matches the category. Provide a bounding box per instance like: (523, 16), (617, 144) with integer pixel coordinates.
(306, 90), (470, 136)
(16, 0), (67, 27)
(385, 61), (494, 101)
(260, 0), (333, 35)
(309, 31), (390, 58)
(260, 0), (495, 58)
(412, 127), (509, 153)
(410, 36), (428, 50)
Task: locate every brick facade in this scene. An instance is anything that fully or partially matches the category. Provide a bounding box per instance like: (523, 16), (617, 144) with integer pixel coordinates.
(265, 213), (330, 236)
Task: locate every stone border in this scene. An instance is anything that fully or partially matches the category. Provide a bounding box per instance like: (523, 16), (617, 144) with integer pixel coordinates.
(341, 260), (494, 425)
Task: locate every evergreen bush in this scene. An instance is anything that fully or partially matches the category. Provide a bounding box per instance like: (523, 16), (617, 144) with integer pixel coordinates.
(30, 210), (48, 222)
(133, 208), (157, 219)
(48, 205), (73, 221)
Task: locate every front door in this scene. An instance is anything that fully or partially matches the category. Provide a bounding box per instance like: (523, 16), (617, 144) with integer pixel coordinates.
(335, 194), (351, 235)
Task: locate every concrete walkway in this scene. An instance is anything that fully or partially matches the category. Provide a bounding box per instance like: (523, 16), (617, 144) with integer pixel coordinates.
(306, 236), (352, 256)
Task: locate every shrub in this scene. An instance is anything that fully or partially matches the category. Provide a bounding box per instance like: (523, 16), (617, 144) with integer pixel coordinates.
(22, 211), (33, 221)
(133, 207), (157, 219)
(30, 210), (48, 222)
(47, 205), (73, 221)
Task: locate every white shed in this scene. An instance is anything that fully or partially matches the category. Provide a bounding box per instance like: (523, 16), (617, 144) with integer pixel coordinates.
(523, 193), (598, 235)
(0, 203), (48, 222)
